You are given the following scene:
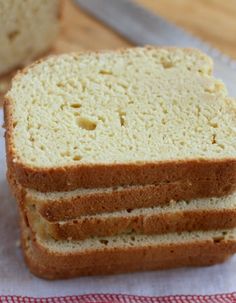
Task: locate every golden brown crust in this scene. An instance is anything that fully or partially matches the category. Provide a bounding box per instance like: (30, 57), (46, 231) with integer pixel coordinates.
(37, 180), (236, 220)
(21, 224), (236, 280)
(24, 247), (231, 280)
(8, 170), (236, 221)
(6, 150), (236, 192)
(4, 46), (235, 192)
(28, 208), (236, 241)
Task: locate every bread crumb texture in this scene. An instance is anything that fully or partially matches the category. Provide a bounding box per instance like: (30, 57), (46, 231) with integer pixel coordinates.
(46, 192), (236, 221)
(40, 228), (236, 253)
(0, 0), (59, 75)
(7, 47), (236, 168)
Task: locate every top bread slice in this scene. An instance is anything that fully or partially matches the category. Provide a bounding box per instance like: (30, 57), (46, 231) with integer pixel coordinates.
(0, 0), (61, 76)
(4, 47), (236, 191)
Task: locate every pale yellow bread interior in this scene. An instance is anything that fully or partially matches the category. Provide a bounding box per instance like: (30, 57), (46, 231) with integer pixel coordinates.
(7, 47), (236, 168)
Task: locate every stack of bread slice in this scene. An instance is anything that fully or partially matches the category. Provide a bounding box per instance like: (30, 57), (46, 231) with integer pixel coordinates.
(4, 47), (236, 279)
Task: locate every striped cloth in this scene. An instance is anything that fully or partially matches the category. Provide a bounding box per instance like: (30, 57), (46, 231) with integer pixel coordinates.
(0, 294), (236, 303)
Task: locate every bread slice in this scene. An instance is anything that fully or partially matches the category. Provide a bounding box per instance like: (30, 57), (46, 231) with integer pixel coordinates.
(25, 250), (230, 280)
(26, 193), (236, 240)
(5, 47), (236, 192)
(9, 172), (235, 221)
(0, 0), (61, 76)
(22, 220), (236, 279)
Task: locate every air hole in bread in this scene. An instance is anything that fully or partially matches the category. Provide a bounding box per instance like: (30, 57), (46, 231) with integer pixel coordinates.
(100, 239), (109, 245)
(209, 122), (218, 128)
(118, 82), (128, 89)
(211, 134), (217, 144)
(70, 103), (81, 109)
(77, 117), (97, 131)
(108, 133), (114, 138)
(8, 30), (20, 41)
(56, 82), (65, 88)
(161, 118), (166, 125)
(161, 60), (174, 69)
(98, 116), (105, 123)
(73, 155), (82, 161)
(213, 236), (224, 243)
(99, 70), (113, 75)
(118, 110), (126, 127)
(162, 108), (168, 114)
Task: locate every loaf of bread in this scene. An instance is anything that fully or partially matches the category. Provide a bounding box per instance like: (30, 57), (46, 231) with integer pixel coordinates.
(22, 219), (236, 279)
(5, 47), (236, 191)
(26, 193), (236, 240)
(5, 47), (236, 280)
(0, 0), (61, 75)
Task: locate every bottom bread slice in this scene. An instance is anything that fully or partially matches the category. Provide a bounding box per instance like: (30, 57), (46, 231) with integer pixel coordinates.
(21, 221), (236, 279)
(26, 193), (236, 240)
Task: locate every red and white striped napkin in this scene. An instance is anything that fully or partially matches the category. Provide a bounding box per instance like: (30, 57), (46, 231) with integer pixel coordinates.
(0, 109), (235, 300)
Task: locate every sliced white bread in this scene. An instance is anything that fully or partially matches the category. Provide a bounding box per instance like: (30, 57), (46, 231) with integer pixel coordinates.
(26, 193), (236, 240)
(5, 47), (236, 191)
(22, 220), (236, 279)
(9, 172), (235, 221)
(0, 0), (61, 75)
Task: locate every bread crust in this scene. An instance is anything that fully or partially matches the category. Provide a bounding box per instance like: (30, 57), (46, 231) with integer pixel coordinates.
(8, 171), (236, 221)
(24, 245), (231, 280)
(4, 47), (236, 192)
(27, 207), (236, 241)
(21, 224), (236, 279)
(6, 144), (236, 192)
